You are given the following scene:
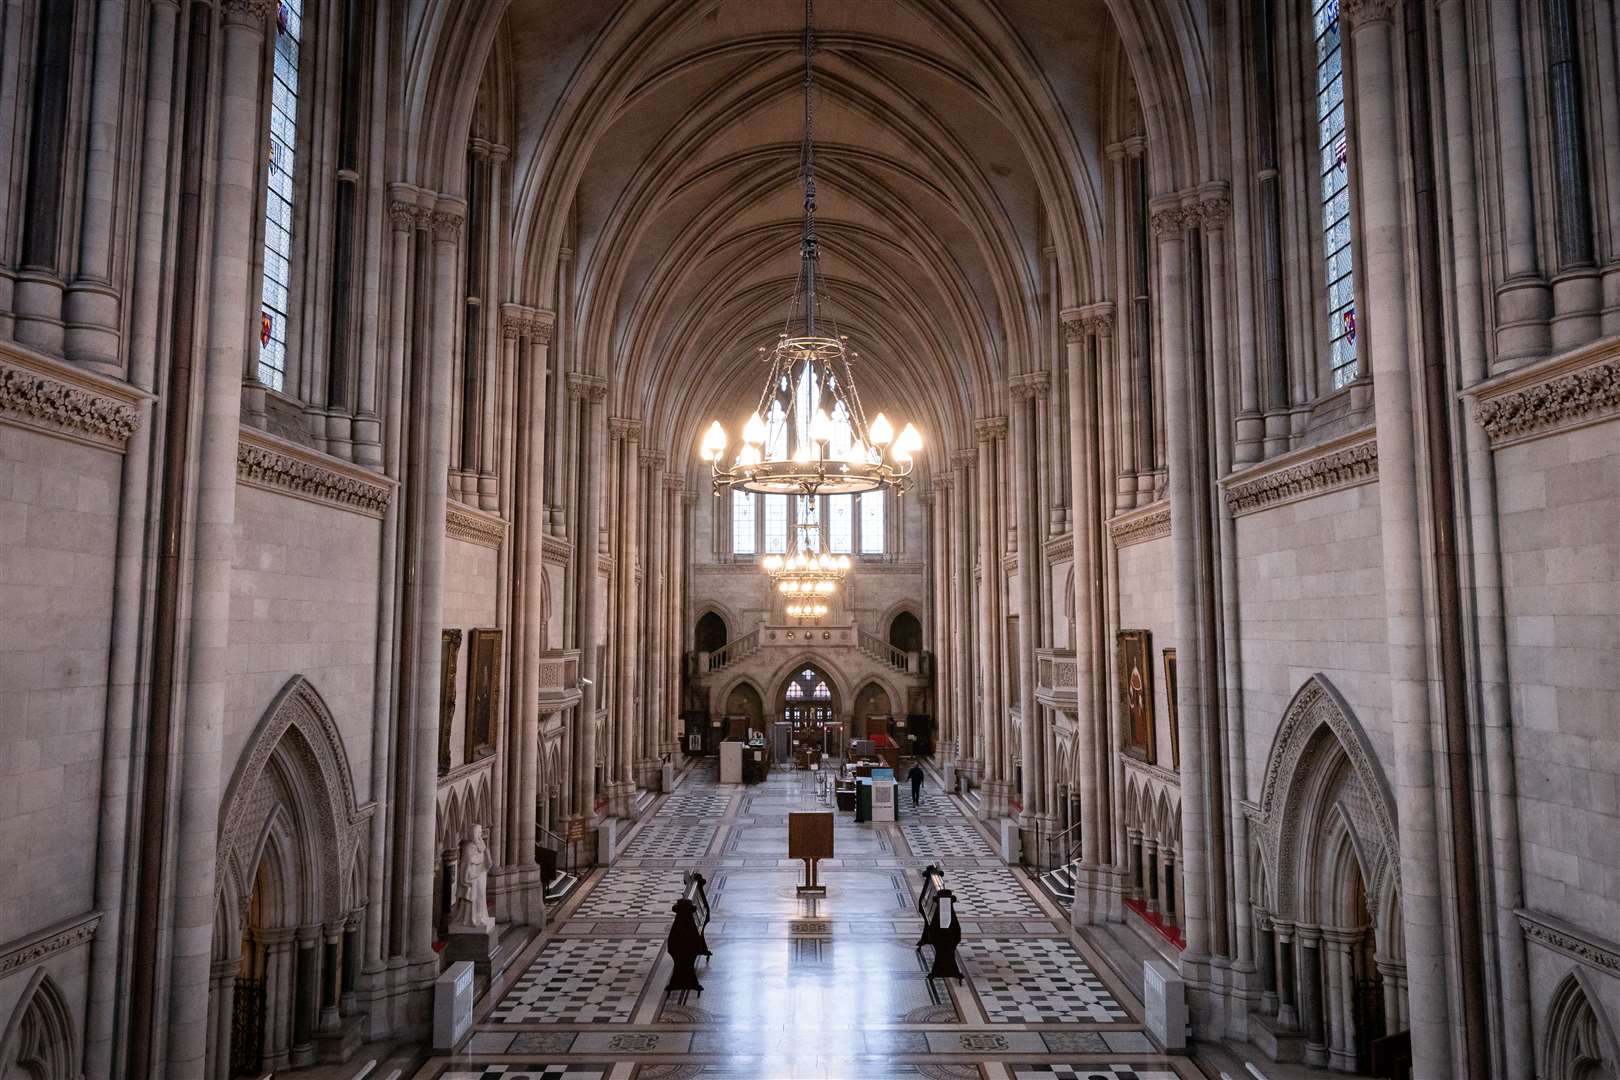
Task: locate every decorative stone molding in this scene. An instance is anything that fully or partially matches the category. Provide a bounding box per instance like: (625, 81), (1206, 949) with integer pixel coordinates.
(1107, 500), (1171, 547)
(663, 472), (685, 492)
(0, 912), (101, 980)
(1517, 908), (1620, 977)
(1469, 340), (1620, 447)
(640, 448), (668, 469)
(429, 203), (466, 239)
(1082, 302), (1116, 336)
(1060, 310), (1087, 344)
(950, 447), (976, 468)
(446, 501), (506, 548)
(567, 372), (608, 400)
(542, 534), (573, 564)
(386, 200), (419, 231)
(222, 0), (277, 24)
(530, 310), (556, 345)
(1149, 205), (1192, 237)
(1196, 194), (1233, 228)
(1222, 426), (1378, 516)
(608, 417), (642, 441)
(1044, 531), (1074, 563)
(237, 429), (392, 517)
(0, 346), (144, 449)
(973, 416), (1008, 440)
(1009, 371), (1049, 399)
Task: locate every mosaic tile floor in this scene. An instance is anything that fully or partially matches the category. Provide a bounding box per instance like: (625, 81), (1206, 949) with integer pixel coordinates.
(414, 764), (1195, 1080)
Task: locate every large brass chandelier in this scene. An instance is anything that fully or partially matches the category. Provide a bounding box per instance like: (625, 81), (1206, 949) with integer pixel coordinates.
(765, 508), (848, 604)
(700, 0), (921, 498)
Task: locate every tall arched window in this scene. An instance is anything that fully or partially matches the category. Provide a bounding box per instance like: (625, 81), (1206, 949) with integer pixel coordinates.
(859, 490), (884, 554)
(1313, 0), (1357, 389)
(732, 490), (757, 555)
(258, 0), (304, 391)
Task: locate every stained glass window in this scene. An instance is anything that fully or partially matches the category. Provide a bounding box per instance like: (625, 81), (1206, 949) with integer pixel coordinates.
(1314, 0), (1357, 388)
(258, 0), (303, 392)
(764, 493), (788, 553)
(859, 490), (884, 554)
(732, 490), (756, 555)
(828, 493), (853, 553)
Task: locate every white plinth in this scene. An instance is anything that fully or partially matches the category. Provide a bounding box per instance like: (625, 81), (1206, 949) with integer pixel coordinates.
(1143, 959), (1187, 1050)
(433, 960), (475, 1050)
(718, 741), (744, 783)
(1000, 819), (1021, 865)
(597, 819), (617, 865)
(661, 762), (675, 792)
(871, 780), (896, 822)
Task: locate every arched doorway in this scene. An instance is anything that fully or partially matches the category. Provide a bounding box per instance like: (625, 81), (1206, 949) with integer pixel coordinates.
(888, 610), (922, 654)
(209, 678), (369, 1080)
(723, 681), (764, 739)
(695, 611), (728, 654)
(853, 681), (894, 741)
(778, 664), (841, 758)
(0, 970), (78, 1080)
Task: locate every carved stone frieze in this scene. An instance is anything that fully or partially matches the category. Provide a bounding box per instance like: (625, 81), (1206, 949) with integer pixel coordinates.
(446, 501), (507, 548)
(973, 416), (1008, 440)
(567, 372), (608, 401)
(1516, 908), (1620, 977)
(1009, 371), (1049, 400)
(0, 352), (142, 448)
(1473, 355), (1620, 446)
(0, 912), (102, 980)
(1340, 0), (1399, 25)
(1107, 501), (1171, 547)
(1223, 429), (1378, 516)
(237, 432), (392, 516)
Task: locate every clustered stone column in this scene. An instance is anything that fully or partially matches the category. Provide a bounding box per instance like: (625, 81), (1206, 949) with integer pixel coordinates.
(608, 418), (642, 818)
(639, 447), (669, 789)
(568, 373), (608, 825)
(1009, 371), (1047, 838)
(973, 416), (1010, 818)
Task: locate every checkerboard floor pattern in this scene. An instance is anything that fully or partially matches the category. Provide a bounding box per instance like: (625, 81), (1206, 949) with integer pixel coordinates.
(437, 1067), (609, 1080)
(657, 790), (733, 818)
(1010, 1068), (1179, 1080)
(901, 785), (960, 816)
(902, 820), (995, 859)
(487, 937), (662, 1023)
(571, 869), (688, 919)
(623, 822), (717, 858)
(937, 866), (1046, 916)
(964, 938), (1131, 1024)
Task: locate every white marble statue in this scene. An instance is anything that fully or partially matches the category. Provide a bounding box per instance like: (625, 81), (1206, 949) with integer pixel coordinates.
(450, 823), (495, 931)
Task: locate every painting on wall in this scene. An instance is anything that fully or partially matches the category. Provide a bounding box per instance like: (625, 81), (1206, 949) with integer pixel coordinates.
(1117, 629), (1154, 759)
(438, 629), (462, 776)
(1163, 647), (1179, 769)
(466, 628), (502, 762)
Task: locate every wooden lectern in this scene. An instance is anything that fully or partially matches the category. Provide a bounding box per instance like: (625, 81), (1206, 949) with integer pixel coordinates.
(788, 811), (834, 895)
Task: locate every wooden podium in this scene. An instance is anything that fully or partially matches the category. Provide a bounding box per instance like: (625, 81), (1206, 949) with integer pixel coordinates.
(788, 811), (834, 895)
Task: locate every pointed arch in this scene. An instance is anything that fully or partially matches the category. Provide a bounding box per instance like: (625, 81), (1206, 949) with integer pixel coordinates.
(1543, 970), (1620, 1080)
(0, 969), (79, 1080)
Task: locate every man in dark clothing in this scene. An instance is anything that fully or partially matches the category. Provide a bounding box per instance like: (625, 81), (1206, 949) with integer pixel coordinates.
(908, 763), (925, 806)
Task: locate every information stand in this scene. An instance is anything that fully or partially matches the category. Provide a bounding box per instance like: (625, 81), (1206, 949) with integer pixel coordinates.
(788, 811), (834, 895)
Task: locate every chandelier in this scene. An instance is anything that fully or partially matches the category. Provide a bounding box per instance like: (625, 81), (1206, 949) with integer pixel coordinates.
(762, 501), (849, 604)
(700, 0), (921, 496)
(785, 600), (830, 620)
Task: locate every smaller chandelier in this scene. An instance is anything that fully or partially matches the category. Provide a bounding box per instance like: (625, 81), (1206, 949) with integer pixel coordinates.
(786, 600), (830, 620)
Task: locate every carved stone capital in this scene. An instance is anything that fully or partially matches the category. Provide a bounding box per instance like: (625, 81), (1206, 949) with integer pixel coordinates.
(608, 417), (642, 442)
(1340, 0), (1399, 26)
(640, 449), (668, 469)
(429, 201), (466, 239)
(530, 310), (556, 345)
(222, 0), (277, 27)
(950, 448), (976, 468)
(567, 372), (608, 401)
(1060, 310), (1088, 345)
(974, 416), (1008, 441)
(386, 201), (419, 232)
(663, 473), (686, 493)
(1196, 195), (1233, 228)
(1010, 371), (1050, 400)
(1149, 205), (1191, 237)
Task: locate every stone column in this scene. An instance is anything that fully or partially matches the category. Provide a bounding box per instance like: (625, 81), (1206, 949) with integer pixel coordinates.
(205, 956), (237, 1080)
(291, 926), (319, 1062)
(1299, 931), (1326, 1064)
(975, 417), (1008, 817)
(1276, 924), (1298, 1029)
(929, 478), (951, 770)
(1009, 374), (1045, 831)
(569, 374), (608, 820)
(1345, 3), (1452, 1074)
(610, 419), (642, 816)
(319, 923), (342, 1032)
(502, 308), (551, 924)
(951, 451), (976, 780)
(407, 197), (467, 962)
(341, 911), (362, 1014)
(1257, 914), (1278, 1014)
(261, 929), (295, 1070)
(1152, 198), (1212, 973)
(643, 450), (669, 781)
(166, 4), (273, 1073)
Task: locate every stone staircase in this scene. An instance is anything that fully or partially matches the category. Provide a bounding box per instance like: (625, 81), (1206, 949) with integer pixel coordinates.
(544, 870), (581, 907)
(1038, 858), (1083, 908)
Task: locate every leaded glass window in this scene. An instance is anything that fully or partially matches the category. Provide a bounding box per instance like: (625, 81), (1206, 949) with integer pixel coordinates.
(1314, 0), (1357, 388)
(828, 493), (853, 553)
(764, 494), (789, 553)
(258, 0), (303, 392)
(732, 490), (756, 555)
(859, 490), (884, 555)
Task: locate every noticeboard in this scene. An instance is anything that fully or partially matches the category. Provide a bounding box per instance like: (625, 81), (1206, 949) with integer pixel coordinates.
(787, 811), (835, 861)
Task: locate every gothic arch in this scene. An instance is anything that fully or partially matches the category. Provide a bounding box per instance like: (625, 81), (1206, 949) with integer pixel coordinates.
(214, 676), (371, 932)
(1253, 674), (1401, 935)
(0, 969), (78, 1080)
(1543, 970), (1620, 1080)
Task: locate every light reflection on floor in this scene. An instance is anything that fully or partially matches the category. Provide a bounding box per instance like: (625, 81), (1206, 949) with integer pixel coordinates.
(413, 765), (1194, 1080)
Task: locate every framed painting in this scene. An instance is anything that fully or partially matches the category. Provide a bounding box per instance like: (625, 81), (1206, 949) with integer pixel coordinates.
(1117, 629), (1154, 760)
(466, 628), (502, 762)
(1163, 647), (1179, 769)
(438, 629), (462, 776)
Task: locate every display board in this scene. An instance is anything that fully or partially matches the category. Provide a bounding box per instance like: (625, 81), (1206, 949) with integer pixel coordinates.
(787, 811), (835, 861)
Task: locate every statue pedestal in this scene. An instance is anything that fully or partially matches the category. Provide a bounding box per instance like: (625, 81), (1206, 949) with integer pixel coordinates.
(443, 923), (501, 998)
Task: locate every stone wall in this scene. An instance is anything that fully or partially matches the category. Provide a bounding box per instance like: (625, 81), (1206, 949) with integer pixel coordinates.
(1116, 534), (1177, 768)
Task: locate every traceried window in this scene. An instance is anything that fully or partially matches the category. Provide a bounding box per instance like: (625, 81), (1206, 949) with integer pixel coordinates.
(732, 490), (756, 555)
(813, 681), (831, 700)
(828, 493), (853, 553)
(1314, 0), (1357, 389)
(859, 490), (884, 554)
(258, 0), (303, 392)
(763, 494), (788, 553)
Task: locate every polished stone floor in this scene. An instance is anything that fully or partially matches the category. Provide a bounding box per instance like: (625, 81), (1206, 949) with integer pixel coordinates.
(413, 764), (1196, 1080)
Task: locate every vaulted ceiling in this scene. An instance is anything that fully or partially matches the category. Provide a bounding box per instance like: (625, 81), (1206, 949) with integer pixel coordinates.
(468, 0), (1162, 471)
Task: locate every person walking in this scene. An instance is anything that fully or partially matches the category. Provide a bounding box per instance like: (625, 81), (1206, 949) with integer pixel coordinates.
(908, 763), (925, 807)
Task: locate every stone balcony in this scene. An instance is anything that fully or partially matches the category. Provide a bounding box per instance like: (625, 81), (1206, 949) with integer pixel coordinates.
(1035, 648), (1078, 711)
